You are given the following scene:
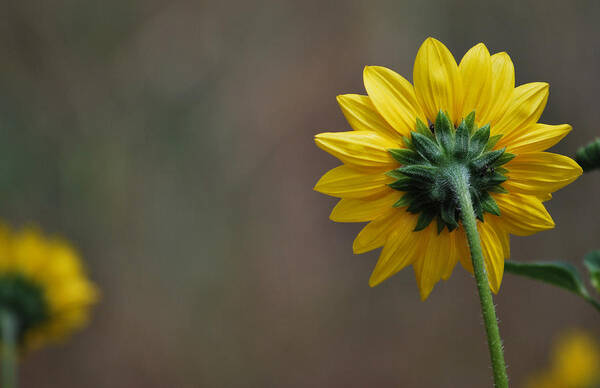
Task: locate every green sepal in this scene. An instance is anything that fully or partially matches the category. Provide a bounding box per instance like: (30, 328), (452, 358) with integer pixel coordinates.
(415, 118), (435, 140)
(494, 152), (515, 166)
(470, 148), (506, 171)
(402, 135), (413, 149)
(470, 188), (484, 221)
(411, 132), (443, 163)
(393, 194), (412, 208)
(440, 200), (458, 231)
(480, 193), (501, 216)
(463, 111), (476, 134)
(388, 148), (421, 165)
(584, 250), (600, 293)
(388, 176), (415, 191)
(485, 134), (503, 151)
(385, 169), (405, 180)
(488, 185), (508, 194)
(469, 124), (491, 157)
(436, 215), (445, 234)
(454, 118), (470, 159)
(414, 210), (436, 231)
(494, 166), (509, 175)
(398, 165), (436, 183)
(434, 110), (454, 153)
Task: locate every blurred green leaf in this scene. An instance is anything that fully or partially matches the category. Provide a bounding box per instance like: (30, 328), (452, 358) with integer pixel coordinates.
(505, 260), (600, 313)
(505, 261), (587, 295)
(584, 250), (600, 293)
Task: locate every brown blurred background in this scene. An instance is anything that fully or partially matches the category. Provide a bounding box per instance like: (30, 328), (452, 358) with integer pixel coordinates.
(0, 0), (598, 387)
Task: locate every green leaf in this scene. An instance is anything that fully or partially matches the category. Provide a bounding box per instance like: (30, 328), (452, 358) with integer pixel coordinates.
(505, 260), (600, 313)
(584, 250), (600, 293)
(505, 261), (588, 297)
(494, 152), (515, 166)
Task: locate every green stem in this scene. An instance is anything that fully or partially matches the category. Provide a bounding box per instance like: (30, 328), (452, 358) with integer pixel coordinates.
(0, 310), (17, 388)
(452, 168), (508, 388)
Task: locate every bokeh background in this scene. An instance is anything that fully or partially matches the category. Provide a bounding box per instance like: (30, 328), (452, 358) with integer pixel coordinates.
(0, 0), (598, 387)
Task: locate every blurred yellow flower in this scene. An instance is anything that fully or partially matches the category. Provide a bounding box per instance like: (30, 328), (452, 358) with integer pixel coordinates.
(0, 224), (98, 351)
(314, 37), (581, 299)
(526, 330), (600, 388)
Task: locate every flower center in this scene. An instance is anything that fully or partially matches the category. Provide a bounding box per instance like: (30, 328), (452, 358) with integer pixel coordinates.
(387, 111), (514, 233)
(0, 273), (49, 342)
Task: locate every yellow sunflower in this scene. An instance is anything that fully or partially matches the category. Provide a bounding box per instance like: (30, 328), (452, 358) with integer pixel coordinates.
(526, 330), (600, 388)
(314, 37), (582, 300)
(0, 224), (98, 351)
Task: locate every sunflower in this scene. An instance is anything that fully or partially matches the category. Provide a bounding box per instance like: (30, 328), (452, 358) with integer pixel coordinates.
(0, 224), (98, 351)
(526, 330), (600, 388)
(314, 37), (582, 300)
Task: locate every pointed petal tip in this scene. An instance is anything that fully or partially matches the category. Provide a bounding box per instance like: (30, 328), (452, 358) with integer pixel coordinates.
(368, 274), (382, 288)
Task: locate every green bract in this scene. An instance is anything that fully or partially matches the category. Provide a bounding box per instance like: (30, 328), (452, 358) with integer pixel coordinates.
(0, 274), (48, 342)
(387, 111), (514, 233)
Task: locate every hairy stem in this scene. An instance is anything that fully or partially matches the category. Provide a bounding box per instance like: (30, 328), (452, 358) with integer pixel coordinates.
(452, 168), (509, 388)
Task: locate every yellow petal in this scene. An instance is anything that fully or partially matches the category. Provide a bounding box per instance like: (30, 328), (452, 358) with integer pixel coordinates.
(336, 94), (402, 142)
(363, 66), (425, 137)
(330, 191), (401, 222)
(354, 208), (405, 254)
(314, 165), (393, 199)
(441, 230), (459, 280)
(492, 82), (549, 137)
(505, 152), (583, 195)
(413, 37), (463, 124)
(413, 225), (451, 300)
(498, 123), (571, 154)
(455, 228), (474, 273)
(478, 52), (515, 126)
(459, 43), (492, 121)
(368, 211), (421, 286)
(493, 193), (555, 236)
(314, 131), (398, 169)
(478, 219), (507, 293)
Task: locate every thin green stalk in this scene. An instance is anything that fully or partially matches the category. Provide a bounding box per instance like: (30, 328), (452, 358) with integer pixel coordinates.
(451, 168), (508, 388)
(0, 310), (17, 388)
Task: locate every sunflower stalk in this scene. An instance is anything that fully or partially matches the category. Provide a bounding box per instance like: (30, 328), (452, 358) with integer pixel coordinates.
(451, 167), (509, 388)
(0, 310), (17, 388)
